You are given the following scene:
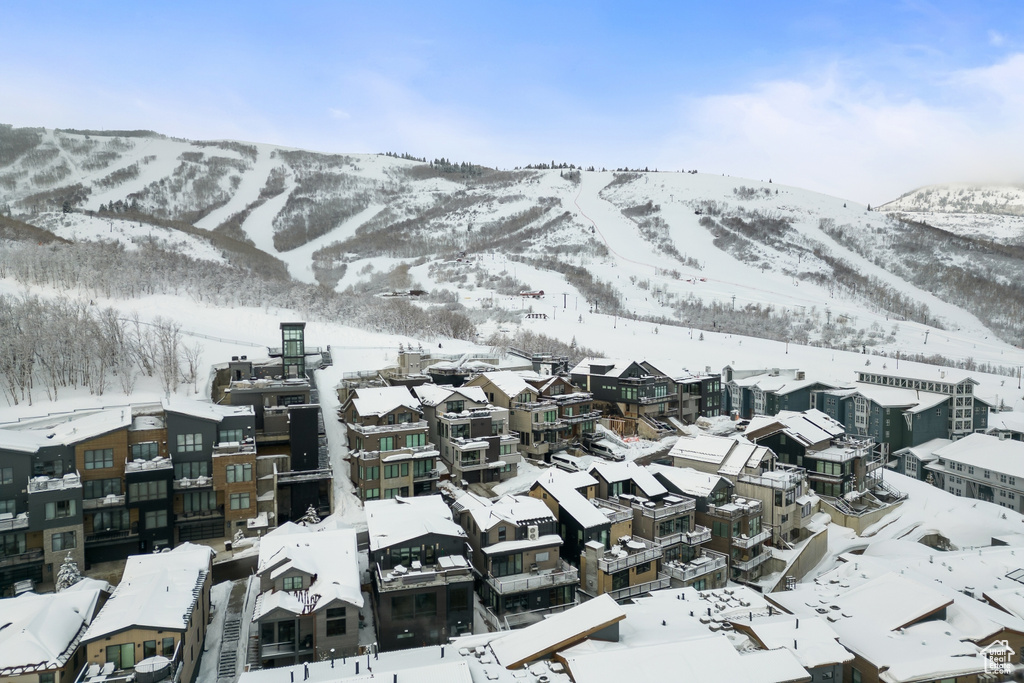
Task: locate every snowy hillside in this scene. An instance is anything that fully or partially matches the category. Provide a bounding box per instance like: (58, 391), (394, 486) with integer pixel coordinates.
(879, 183), (1024, 243)
(2, 123), (1024, 380)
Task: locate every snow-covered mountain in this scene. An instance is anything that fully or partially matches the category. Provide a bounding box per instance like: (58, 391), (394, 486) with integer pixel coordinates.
(1, 124), (1023, 371)
(879, 183), (1024, 244)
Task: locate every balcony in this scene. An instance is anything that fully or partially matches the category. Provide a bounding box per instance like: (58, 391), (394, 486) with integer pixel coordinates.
(277, 468), (333, 484)
(0, 547), (43, 569)
(732, 551), (771, 573)
(125, 458), (173, 474)
(655, 524), (711, 547)
(663, 550), (728, 584)
(260, 640), (311, 658)
(485, 559), (579, 596)
(85, 528), (137, 544)
(413, 469), (440, 483)
(604, 574), (672, 602)
(375, 559), (473, 593)
(633, 497), (695, 520)
(597, 538), (662, 574)
(731, 529), (772, 549)
(739, 466), (806, 490)
(352, 444), (438, 462)
(346, 420), (429, 437)
(706, 498), (762, 520)
(499, 602), (577, 630)
(562, 411), (602, 425)
(175, 505), (225, 523)
(173, 476), (213, 491)
(27, 473), (81, 493)
(83, 494), (127, 510)
(0, 514), (30, 532)
(594, 498), (633, 525)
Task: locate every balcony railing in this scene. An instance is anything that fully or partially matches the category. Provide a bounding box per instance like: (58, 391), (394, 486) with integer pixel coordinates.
(352, 444), (437, 461)
(85, 528), (137, 544)
(175, 505), (225, 522)
(0, 514), (30, 532)
(0, 547), (43, 568)
(500, 602), (577, 630)
(277, 468), (333, 484)
(594, 498), (633, 525)
(706, 498), (762, 520)
(485, 560), (579, 595)
(731, 529), (772, 549)
(413, 469), (440, 482)
(173, 476), (213, 490)
(598, 539), (662, 574)
(376, 561), (473, 592)
(663, 549), (728, 583)
(655, 524), (711, 547)
(732, 551), (771, 573)
(346, 420), (429, 436)
(633, 497), (695, 519)
(27, 473), (81, 493)
(604, 574), (672, 602)
(83, 494), (127, 510)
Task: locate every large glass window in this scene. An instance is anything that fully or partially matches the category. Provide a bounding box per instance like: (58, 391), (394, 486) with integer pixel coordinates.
(383, 463), (409, 479)
(219, 429), (243, 443)
(130, 442), (159, 460)
(326, 608), (346, 636)
(174, 461), (209, 479)
(45, 499), (76, 520)
(492, 553), (523, 577)
(0, 532), (27, 557)
(52, 531), (76, 551)
(378, 436), (395, 451)
(144, 510), (168, 529)
(84, 478), (121, 499)
(0, 499), (13, 515)
(92, 510), (129, 531)
(128, 480), (167, 502)
(229, 492), (250, 510)
(182, 491), (216, 512)
(0, 467), (12, 484)
(405, 433), (425, 448)
(84, 449), (113, 469)
(413, 459), (434, 477)
(176, 433), (202, 453)
(225, 464), (252, 483)
(105, 643), (134, 670)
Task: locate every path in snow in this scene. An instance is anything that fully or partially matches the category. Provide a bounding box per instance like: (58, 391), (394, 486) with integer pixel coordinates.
(196, 145), (277, 232)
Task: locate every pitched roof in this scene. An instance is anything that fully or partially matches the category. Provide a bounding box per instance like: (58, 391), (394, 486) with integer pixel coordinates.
(0, 589), (103, 675)
(931, 432), (1024, 479)
(162, 397), (255, 422)
(350, 386), (422, 417)
(467, 494), (556, 532)
(475, 371), (534, 400)
(365, 496), (466, 551)
(254, 523), (363, 617)
(670, 433), (773, 476)
(413, 384), (488, 408)
(531, 469), (609, 529)
(648, 464), (727, 498)
(587, 461), (667, 498)
(84, 543), (213, 641)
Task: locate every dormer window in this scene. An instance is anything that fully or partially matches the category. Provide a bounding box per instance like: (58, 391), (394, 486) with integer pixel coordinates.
(283, 576), (303, 591)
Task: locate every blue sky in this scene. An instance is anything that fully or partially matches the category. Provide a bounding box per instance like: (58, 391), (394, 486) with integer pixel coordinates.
(1, 1), (1022, 202)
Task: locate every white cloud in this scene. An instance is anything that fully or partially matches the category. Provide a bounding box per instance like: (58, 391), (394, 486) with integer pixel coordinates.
(656, 54), (1024, 204)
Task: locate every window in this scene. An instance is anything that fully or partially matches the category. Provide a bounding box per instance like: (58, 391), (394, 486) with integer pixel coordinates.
(384, 487), (408, 499)
(383, 463), (409, 479)
(500, 444), (515, 455)
(612, 569), (630, 590)
(52, 531), (76, 551)
(219, 428), (243, 443)
(0, 532), (26, 557)
(851, 668), (862, 683)
(492, 553), (523, 577)
(359, 465), (380, 482)
(413, 459), (434, 477)
(131, 442), (159, 460)
(84, 449), (113, 470)
(0, 499), (13, 515)
(105, 643), (134, 670)
(283, 576), (303, 591)
(176, 433), (202, 453)
(229, 493), (250, 510)
(162, 638), (175, 656)
(391, 593), (438, 620)
(324, 607), (347, 636)
(491, 420), (505, 435)
(0, 467), (13, 484)
(182, 490), (216, 512)
(92, 510), (129, 531)
(129, 480), (167, 502)
(712, 521), (729, 538)
(45, 499), (76, 520)
(543, 410), (557, 423)
(364, 488), (380, 501)
(145, 510), (168, 529)
(405, 433), (425, 448)
(40, 673), (54, 683)
(450, 587), (470, 612)
(84, 478), (122, 499)
(225, 463), (252, 483)
(174, 461), (208, 479)
(378, 436), (395, 451)
(497, 526), (507, 542)
(143, 641), (157, 659)
(446, 400), (465, 413)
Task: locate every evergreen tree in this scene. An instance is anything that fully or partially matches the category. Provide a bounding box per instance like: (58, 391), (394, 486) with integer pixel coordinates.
(298, 504), (321, 526)
(56, 553), (82, 591)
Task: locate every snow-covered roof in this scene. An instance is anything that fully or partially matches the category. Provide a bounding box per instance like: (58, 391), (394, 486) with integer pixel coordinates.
(931, 433), (1024, 479)
(736, 615), (853, 669)
(989, 410), (1024, 434)
(481, 535), (562, 555)
(669, 433), (773, 476)
(561, 635), (810, 683)
(0, 428), (55, 453)
(83, 543), (213, 641)
(531, 470), (609, 529)
(162, 397), (254, 422)
(413, 383), (488, 407)
(835, 619), (985, 682)
(850, 383), (948, 410)
(489, 593), (625, 669)
(893, 438), (952, 464)
(648, 464), (726, 498)
(365, 496), (466, 551)
(773, 410), (846, 445)
(569, 357), (668, 379)
(587, 461), (667, 498)
(254, 523), (363, 618)
(857, 366), (980, 386)
(350, 386), (421, 417)
(474, 371), (534, 400)
(467, 494), (556, 532)
(0, 588), (103, 675)
(2, 409), (133, 448)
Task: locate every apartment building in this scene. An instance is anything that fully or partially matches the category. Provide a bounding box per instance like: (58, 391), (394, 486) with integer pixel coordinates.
(414, 383), (519, 486)
(465, 371), (572, 460)
(569, 359), (678, 434)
